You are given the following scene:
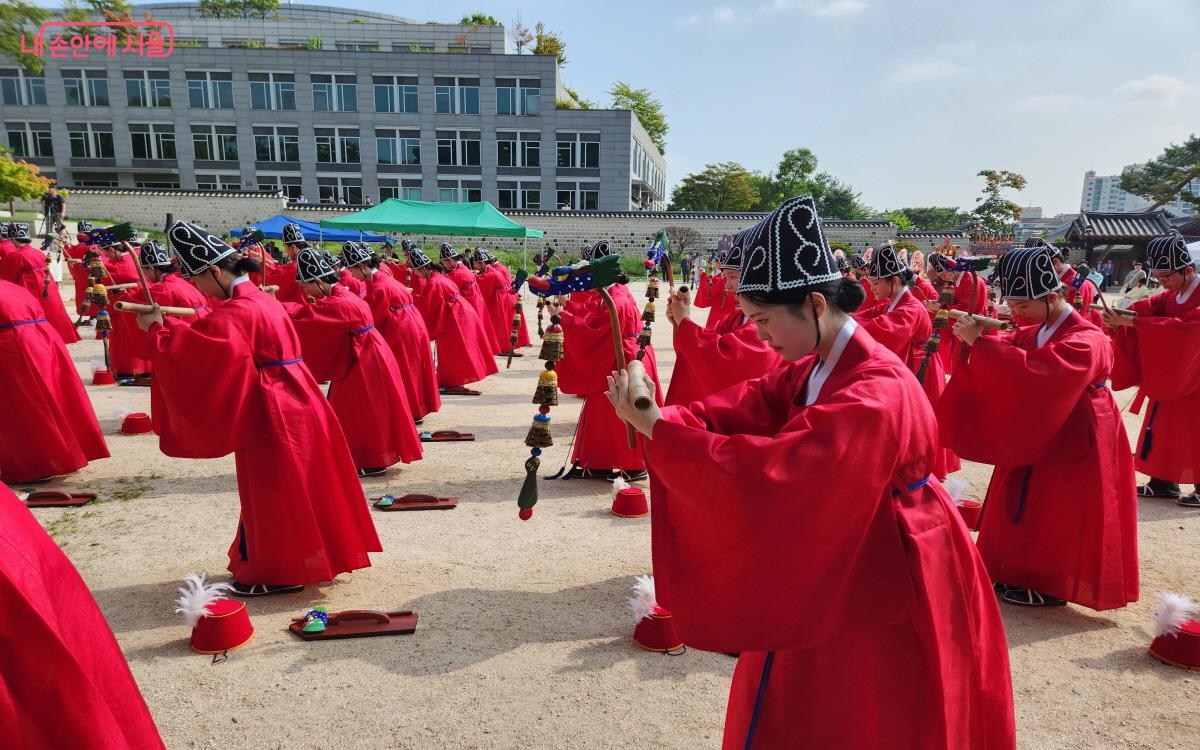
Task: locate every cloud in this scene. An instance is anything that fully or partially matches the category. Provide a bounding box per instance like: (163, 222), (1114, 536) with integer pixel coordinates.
(1112, 74), (1197, 104)
(759, 0), (868, 17)
(678, 6), (742, 26)
(890, 60), (966, 82)
(1009, 93), (1087, 112)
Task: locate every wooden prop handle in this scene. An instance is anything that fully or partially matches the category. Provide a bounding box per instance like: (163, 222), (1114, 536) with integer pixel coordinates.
(1090, 304), (1136, 317)
(112, 301), (196, 317)
(626, 359), (654, 412)
(105, 282), (139, 291)
(947, 309), (1009, 331)
(261, 284), (279, 295)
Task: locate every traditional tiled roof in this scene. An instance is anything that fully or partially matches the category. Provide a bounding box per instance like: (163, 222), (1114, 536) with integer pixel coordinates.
(1065, 210), (1174, 241)
(897, 230), (971, 238)
(65, 187), (284, 199)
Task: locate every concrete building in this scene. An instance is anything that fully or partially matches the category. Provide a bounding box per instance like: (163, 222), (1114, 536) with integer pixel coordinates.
(1080, 166), (1198, 217)
(1015, 206), (1079, 243)
(1, 3), (667, 211)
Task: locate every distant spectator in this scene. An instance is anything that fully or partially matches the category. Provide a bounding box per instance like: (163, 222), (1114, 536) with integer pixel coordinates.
(364, 196), (375, 206)
(1120, 261), (1147, 295)
(296, 194), (309, 204)
(337, 196), (347, 205)
(1117, 276), (1153, 309)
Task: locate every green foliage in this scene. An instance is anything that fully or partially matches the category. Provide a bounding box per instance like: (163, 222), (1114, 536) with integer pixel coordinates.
(199, 0), (277, 18)
(304, 36), (322, 50)
(829, 240), (853, 254)
(460, 13), (499, 25)
(668, 162), (759, 212)
(893, 240), (921, 254)
(971, 170), (1026, 234)
(175, 39), (203, 47)
(809, 173), (871, 220)
(532, 22), (567, 66)
(555, 99), (577, 110)
(609, 82), (668, 155)
(242, 38), (263, 49)
(1119, 134), (1200, 210)
(746, 147), (871, 219)
(880, 210), (914, 231)
(890, 206), (972, 231)
(1, 1), (51, 73)
(563, 85), (594, 109)
(0, 147), (52, 206)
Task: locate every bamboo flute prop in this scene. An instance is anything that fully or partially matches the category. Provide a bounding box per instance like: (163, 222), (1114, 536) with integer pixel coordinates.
(113, 301), (197, 317)
(1091, 303), (1136, 317)
(946, 308), (1010, 331)
(517, 254), (622, 520)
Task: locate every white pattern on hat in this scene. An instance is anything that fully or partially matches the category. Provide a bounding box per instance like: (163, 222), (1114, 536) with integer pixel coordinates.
(168, 220), (237, 276)
(738, 196), (840, 294)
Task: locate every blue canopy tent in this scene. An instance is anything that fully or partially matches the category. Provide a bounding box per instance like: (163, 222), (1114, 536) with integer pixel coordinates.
(231, 214), (389, 243)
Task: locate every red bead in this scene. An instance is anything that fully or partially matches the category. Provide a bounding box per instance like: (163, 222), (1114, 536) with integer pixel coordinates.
(538, 405), (551, 414)
(518, 507), (533, 521)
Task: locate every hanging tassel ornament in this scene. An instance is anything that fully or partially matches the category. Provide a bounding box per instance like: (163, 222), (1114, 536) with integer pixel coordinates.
(933, 308), (949, 330)
(635, 324), (652, 359)
(94, 308), (112, 335)
(646, 277), (660, 301)
(539, 315), (564, 361)
(517, 454), (540, 520)
(536, 297), (546, 337)
(641, 300), (655, 324)
(525, 411), (553, 448)
(532, 363), (559, 406)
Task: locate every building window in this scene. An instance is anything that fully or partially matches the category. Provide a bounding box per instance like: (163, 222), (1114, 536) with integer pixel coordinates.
(186, 71), (233, 109)
(192, 124), (239, 161)
(497, 181), (541, 210)
(434, 77), (479, 115)
(0, 69), (47, 106)
(315, 127), (360, 164)
(379, 179), (422, 201)
(6, 123), (53, 158)
(134, 175), (181, 189)
(63, 70), (109, 106)
(372, 75), (418, 113)
(67, 123), (115, 158)
(437, 180), (482, 203)
(436, 131), (480, 167)
(312, 73), (358, 112)
(71, 178), (118, 187)
(376, 130), (420, 165)
(194, 173), (241, 191)
(496, 78), (540, 116)
(249, 72), (296, 110)
(124, 70), (171, 107)
(253, 126), (300, 162)
(335, 42), (379, 52)
(129, 123), (177, 160)
(257, 174), (303, 199)
(556, 182), (600, 211)
(556, 133), (599, 169)
(497, 131), (540, 168)
(318, 175), (363, 204)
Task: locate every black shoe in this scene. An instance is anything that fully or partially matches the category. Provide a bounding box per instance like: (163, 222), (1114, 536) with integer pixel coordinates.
(620, 469), (649, 482)
(1137, 483), (1180, 499)
(565, 467), (617, 480)
(357, 467), (387, 477)
(1001, 587), (1067, 607)
(1179, 493), (1200, 508)
(414, 418), (424, 426)
(230, 582), (304, 597)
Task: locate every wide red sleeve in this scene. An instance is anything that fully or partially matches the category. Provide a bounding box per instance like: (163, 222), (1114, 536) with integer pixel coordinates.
(693, 272), (721, 309)
(937, 328), (1099, 466)
(556, 304), (622, 394)
(286, 299), (354, 382)
(672, 317), (780, 390)
(645, 364), (917, 652)
(856, 301), (926, 359)
(415, 277), (451, 339)
(1123, 307), (1200, 400)
(148, 304), (268, 458)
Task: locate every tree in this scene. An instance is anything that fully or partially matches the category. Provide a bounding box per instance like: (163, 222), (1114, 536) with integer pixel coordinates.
(891, 206), (972, 231)
(563, 85), (594, 109)
(774, 148), (819, 197)
(509, 12), (533, 53)
(198, 0), (230, 17)
(668, 163), (759, 212)
(532, 22), (567, 66)
(610, 82), (668, 155)
(1120, 134), (1200, 211)
(198, 0), (276, 19)
(971, 170), (1026, 235)
(460, 12), (498, 25)
(880, 210), (914, 231)
(809, 173), (871, 220)
(0, 1), (50, 73)
(0, 147), (52, 218)
(664, 226), (703, 257)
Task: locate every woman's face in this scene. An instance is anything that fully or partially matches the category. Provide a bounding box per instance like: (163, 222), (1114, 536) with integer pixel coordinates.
(869, 277), (896, 299)
(300, 280), (328, 299)
(189, 269), (225, 298)
(720, 268), (740, 286)
(739, 294), (825, 362)
(1006, 294), (1058, 324)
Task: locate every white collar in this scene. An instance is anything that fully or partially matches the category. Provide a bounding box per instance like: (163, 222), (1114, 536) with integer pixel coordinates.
(1036, 305), (1072, 349)
(228, 275), (251, 293)
(1176, 273), (1200, 304)
(805, 317), (858, 406)
(886, 286), (910, 313)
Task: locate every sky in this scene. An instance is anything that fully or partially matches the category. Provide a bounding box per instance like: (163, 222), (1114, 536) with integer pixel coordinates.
(42, 0), (1200, 214)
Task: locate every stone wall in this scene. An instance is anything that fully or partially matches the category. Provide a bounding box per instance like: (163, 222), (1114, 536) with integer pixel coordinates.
(18, 188), (289, 234)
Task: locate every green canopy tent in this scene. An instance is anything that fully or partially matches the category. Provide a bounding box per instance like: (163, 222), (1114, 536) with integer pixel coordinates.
(319, 199), (544, 274)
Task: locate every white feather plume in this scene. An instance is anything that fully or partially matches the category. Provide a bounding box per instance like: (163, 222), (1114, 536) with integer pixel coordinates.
(114, 403), (136, 421)
(1152, 591), (1198, 638)
(174, 573), (232, 628)
(943, 475), (970, 504)
(612, 476), (629, 498)
(628, 574), (658, 625)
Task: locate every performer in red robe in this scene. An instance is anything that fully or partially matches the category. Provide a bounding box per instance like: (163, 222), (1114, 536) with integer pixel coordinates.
(62, 220), (96, 320)
(664, 231), (781, 406)
(545, 241), (663, 480)
(0, 223), (80, 345)
(285, 248), (422, 475)
(609, 196), (1014, 750)
(473, 249), (531, 354)
(0, 280), (109, 482)
(940, 246), (1139, 609)
(344, 242), (440, 420)
(693, 263), (740, 331)
(923, 252), (987, 375)
(260, 223), (308, 304)
(0, 485), (164, 749)
(440, 243), (495, 353)
(0, 222), (15, 260)
(406, 246), (498, 390)
(138, 221), (381, 595)
(912, 272), (939, 302)
(99, 242), (152, 378)
(117, 241), (211, 366)
(488, 253), (532, 350)
(856, 243), (959, 480)
(1105, 234), (1200, 507)
(848, 252), (878, 309)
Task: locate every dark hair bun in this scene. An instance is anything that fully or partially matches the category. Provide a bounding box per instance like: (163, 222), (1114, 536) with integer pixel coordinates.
(229, 255), (261, 275)
(832, 276), (866, 313)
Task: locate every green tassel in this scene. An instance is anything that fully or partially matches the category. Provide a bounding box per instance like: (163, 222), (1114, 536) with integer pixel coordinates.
(518, 456), (540, 509)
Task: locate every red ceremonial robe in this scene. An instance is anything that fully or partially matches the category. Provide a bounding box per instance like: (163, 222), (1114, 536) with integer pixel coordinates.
(0, 238), (15, 260)
(0, 486), (164, 749)
(338, 268), (366, 297)
(694, 272), (739, 331)
(63, 239), (94, 315)
(102, 254), (152, 375)
(552, 292), (600, 396)
(936, 272), (988, 375)
(938, 311), (1139, 610)
(856, 289), (960, 479)
(414, 271), (498, 388)
(148, 280), (381, 584)
(645, 326), (1015, 750)
(447, 263), (495, 351)
(364, 271), (440, 419)
(492, 263), (532, 348)
(558, 285), (663, 472)
(286, 285), (422, 469)
(664, 308), (782, 407)
(857, 274), (877, 308)
(120, 273), (211, 362)
(264, 260), (305, 304)
(0, 280), (109, 482)
(1110, 278), (1200, 484)
(0, 243), (80, 345)
(913, 276), (938, 302)
(475, 264), (512, 353)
